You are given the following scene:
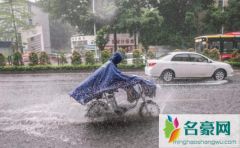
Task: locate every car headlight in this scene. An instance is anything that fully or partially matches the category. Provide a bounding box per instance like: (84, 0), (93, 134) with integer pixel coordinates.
(228, 65), (233, 69)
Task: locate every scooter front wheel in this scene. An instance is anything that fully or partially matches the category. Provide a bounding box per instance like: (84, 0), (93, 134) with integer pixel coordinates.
(138, 100), (160, 118)
(86, 100), (109, 118)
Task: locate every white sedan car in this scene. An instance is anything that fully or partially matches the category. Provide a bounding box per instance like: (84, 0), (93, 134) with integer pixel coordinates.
(145, 52), (233, 82)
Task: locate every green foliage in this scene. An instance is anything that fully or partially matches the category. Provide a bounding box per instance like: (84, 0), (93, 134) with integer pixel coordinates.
(0, 0), (35, 52)
(225, 0), (240, 32)
(0, 53), (6, 66)
(173, 49), (182, 52)
(230, 56), (240, 62)
(29, 51), (39, 66)
(39, 51), (51, 65)
(225, 61), (240, 67)
(202, 48), (210, 57)
(187, 48), (195, 52)
(133, 49), (143, 65)
(203, 48), (220, 61)
(96, 26), (110, 51)
(209, 48), (220, 61)
(146, 50), (155, 59)
(117, 48), (127, 64)
(101, 49), (111, 64)
(139, 9), (163, 51)
(13, 51), (23, 66)
(231, 48), (238, 58)
(85, 51), (95, 65)
(71, 50), (82, 65)
(59, 51), (68, 65)
(0, 64), (145, 73)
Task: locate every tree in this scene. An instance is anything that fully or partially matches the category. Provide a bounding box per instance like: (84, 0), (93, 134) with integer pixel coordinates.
(117, 48), (127, 64)
(0, 53), (6, 66)
(101, 49), (111, 64)
(203, 6), (228, 34)
(146, 50), (155, 59)
(139, 9), (163, 51)
(85, 51), (95, 65)
(155, 0), (214, 47)
(13, 51), (23, 66)
(0, 0), (34, 53)
(59, 51), (68, 65)
(49, 19), (76, 51)
(133, 49), (143, 65)
(96, 26), (110, 51)
(71, 50), (82, 65)
(29, 51), (38, 66)
(225, 0), (240, 32)
(39, 51), (50, 65)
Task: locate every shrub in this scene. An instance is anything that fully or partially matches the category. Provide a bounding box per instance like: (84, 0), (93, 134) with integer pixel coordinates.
(202, 48), (210, 57)
(117, 48), (127, 64)
(59, 51), (68, 65)
(133, 49), (143, 65)
(146, 50), (155, 59)
(13, 51), (23, 66)
(0, 64), (145, 73)
(85, 51), (95, 65)
(209, 48), (220, 61)
(173, 49), (181, 52)
(187, 48), (195, 52)
(29, 51), (39, 66)
(101, 49), (111, 64)
(230, 56), (240, 62)
(71, 50), (82, 65)
(0, 53), (6, 66)
(39, 51), (51, 65)
(231, 48), (238, 58)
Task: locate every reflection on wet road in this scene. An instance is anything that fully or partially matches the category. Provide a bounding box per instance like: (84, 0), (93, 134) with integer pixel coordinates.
(0, 72), (240, 148)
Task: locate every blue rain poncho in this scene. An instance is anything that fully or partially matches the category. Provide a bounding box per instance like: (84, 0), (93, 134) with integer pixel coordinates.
(69, 52), (156, 105)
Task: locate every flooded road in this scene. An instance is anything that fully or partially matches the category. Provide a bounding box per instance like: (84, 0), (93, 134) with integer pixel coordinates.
(0, 71), (240, 148)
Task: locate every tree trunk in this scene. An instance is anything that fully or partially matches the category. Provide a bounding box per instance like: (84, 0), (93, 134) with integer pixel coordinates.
(134, 33), (137, 49)
(10, 0), (19, 53)
(114, 30), (117, 52)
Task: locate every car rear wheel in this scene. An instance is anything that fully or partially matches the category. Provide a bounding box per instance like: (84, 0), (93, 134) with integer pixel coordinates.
(213, 69), (226, 81)
(161, 70), (174, 82)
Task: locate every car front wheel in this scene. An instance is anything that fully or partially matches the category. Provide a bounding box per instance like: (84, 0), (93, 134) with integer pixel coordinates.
(213, 69), (226, 81)
(161, 70), (174, 82)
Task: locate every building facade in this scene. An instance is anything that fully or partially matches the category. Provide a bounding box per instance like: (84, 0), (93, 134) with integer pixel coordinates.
(21, 2), (51, 54)
(0, 1), (51, 55)
(71, 33), (138, 57)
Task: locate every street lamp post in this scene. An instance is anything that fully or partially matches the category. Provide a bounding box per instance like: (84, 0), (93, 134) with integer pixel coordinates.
(221, 0), (225, 34)
(93, 0), (98, 62)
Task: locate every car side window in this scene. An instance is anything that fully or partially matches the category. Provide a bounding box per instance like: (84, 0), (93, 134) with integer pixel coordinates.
(189, 54), (208, 63)
(171, 54), (189, 62)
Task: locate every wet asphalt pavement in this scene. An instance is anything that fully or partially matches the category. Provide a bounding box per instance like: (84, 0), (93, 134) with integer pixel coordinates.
(0, 70), (240, 148)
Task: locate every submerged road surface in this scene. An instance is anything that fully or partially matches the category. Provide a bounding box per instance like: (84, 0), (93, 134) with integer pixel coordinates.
(0, 71), (240, 148)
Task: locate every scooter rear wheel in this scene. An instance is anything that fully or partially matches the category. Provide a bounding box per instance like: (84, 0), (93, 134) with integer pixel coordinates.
(138, 100), (160, 118)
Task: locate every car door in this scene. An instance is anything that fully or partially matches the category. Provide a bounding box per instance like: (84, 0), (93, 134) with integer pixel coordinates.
(171, 54), (192, 77)
(189, 54), (214, 77)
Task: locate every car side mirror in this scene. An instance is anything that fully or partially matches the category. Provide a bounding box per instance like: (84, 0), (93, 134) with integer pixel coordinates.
(208, 60), (212, 63)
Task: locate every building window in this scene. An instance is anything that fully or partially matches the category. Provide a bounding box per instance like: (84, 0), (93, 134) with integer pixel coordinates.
(218, 0), (223, 9)
(31, 37), (34, 41)
(28, 4), (31, 12)
(29, 19), (33, 25)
